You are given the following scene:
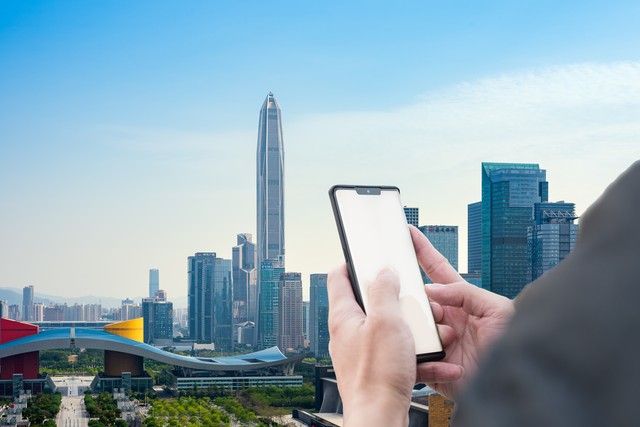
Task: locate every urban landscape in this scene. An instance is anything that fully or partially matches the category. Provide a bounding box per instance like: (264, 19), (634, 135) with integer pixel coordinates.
(1, 2), (638, 426)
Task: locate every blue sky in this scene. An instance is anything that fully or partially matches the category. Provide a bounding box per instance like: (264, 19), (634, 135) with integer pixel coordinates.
(1, 1), (639, 304)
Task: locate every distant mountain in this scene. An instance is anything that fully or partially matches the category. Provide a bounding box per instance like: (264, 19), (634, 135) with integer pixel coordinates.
(0, 287), (188, 309)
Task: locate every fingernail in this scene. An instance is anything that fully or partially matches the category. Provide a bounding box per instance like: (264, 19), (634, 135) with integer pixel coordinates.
(377, 267), (399, 281)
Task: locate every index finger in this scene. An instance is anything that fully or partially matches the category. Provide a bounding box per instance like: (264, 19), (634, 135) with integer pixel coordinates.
(409, 225), (463, 284)
(327, 264), (365, 326)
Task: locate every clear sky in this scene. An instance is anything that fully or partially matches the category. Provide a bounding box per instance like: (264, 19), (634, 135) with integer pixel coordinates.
(1, 1), (639, 305)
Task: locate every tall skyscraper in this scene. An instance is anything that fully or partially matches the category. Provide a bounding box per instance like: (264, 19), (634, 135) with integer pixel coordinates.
(232, 233), (256, 325)
(256, 92), (285, 269)
(188, 252), (233, 352)
(257, 260), (284, 349)
(482, 162), (548, 298)
(467, 201), (482, 274)
(22, 285), (34, 322)
(256, 92), (285, 349)
(403, 207), (419, 227)
(528, 202), (579, 282)
(278, 272), (304, 352)
(418, 226), (459, 283)
(149, 269), (160, 298)
(309, 273), (329, 359)
(0, 300), (8, 318)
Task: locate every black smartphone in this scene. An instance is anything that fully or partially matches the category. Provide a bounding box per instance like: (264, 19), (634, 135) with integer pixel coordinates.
(329, 185), (445, 362)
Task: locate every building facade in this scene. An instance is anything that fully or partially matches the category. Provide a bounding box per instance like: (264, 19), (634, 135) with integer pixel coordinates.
(149, 269), (159, 298)
(467, 201), (482, 274)
(403, 207), (419, 227)
(309, 273), (329, 359)
(418, 226), (459, 283)
(22, 286), (34, 322)
(188, 252), (233, 352)
(278, 272), (304, 352)
(256, 92), (285, 277)
(257, 260), (284, 349)
(143, 293), (174, 345)
(528, 202), (579, 282)
(482, 162), (548, 298)
(232, 233), (257, 326)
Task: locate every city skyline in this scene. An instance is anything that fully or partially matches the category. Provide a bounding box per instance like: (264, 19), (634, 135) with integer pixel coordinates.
(1, 2), (639, 300)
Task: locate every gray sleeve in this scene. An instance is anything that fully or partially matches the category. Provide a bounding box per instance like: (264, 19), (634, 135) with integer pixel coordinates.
(453, 160), (640, 427)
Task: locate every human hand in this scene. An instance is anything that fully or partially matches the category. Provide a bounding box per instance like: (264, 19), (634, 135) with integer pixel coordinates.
(328, 266), (414, 427)
(410, 226), (515, 400)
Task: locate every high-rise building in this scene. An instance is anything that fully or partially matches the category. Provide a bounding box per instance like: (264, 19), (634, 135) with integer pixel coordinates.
(149, 269), (160, 298)
(467, 201), (482, 274)
(257, 260), (285, 349)
(419, 226), (459, 283)
(8, 305), (20, 321)
(403, 207), (419, 227)
(278, 272), (304, 352)
(256, 92), (285, 311)
(309, 273), (330, 359)
(22, 285), (34, 322)
(482, 162), (548, 298)
(188, 252), (233, 352)
(302, 301), (310, 345)
(121, 299), (142, 321)
(528, 202), (579, 282)
(232, 233), (257, 325)
(0, 300), (7, 318)
(33, 303), (44, 322)
(143, 292), (174, 345)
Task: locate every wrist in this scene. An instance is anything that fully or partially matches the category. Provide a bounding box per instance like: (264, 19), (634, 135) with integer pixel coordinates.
(343, 391), (410, 427)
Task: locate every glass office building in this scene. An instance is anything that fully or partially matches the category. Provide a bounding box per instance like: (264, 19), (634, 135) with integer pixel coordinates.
(256, 92), (285, 274)
(309, 274), (329, 359)
(403, 207), (419, 227)
(232, 233), (256, 326)
(188, 252), (233, 352)
(418, 226), (458, 283)
(481, 163), (548, 298)
(467, 201), (482, 274)
(257, 260), (285, 349)
(528, 202), (579, 282)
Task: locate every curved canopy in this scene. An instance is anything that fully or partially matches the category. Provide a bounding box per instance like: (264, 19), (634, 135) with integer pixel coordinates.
(0, 327), (302, 372)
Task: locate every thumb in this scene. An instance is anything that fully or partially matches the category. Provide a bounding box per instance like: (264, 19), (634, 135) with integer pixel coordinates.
(367, 268), (402, 317)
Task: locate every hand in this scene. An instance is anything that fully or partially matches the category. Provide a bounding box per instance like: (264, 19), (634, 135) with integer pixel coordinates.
(328, 266), (414, 427)
(410, 226), (515, 400)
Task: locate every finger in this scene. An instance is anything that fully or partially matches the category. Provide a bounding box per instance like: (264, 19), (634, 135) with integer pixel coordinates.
(366, 268), (402, 318)
(437, 324), (456, 348)
(410, 225), (463, 284)
(430, 301), (444, 324)
(426, 282), (504, 318)
(416, 362), (464, 384)
(327, 264), (365, 326)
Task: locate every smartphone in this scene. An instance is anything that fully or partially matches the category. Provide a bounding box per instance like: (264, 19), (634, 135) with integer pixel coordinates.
(329, 185), (445, 362)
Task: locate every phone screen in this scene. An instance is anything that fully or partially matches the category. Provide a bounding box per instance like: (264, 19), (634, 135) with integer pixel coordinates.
(330, 186), (444, 361)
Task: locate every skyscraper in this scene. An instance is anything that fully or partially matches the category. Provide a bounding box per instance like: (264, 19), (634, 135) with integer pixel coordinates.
(188, 252), (233, 352)
(278, 272), (304, 352)
(232, 234), (256, 325)
(22, 285), (34, 322)
(256, 92), (285, 269)
(403, 207), (419, 227)
(467, 201), (482, 274)
(418, 226), (459, 283)
(528, 202), (579, 282)
(149, 269), (159, 298)
(257, 260), (284, 349)
(309, 273), (330, 359)
(482, 162), (548, 298)
(256, 92), (285, 349)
